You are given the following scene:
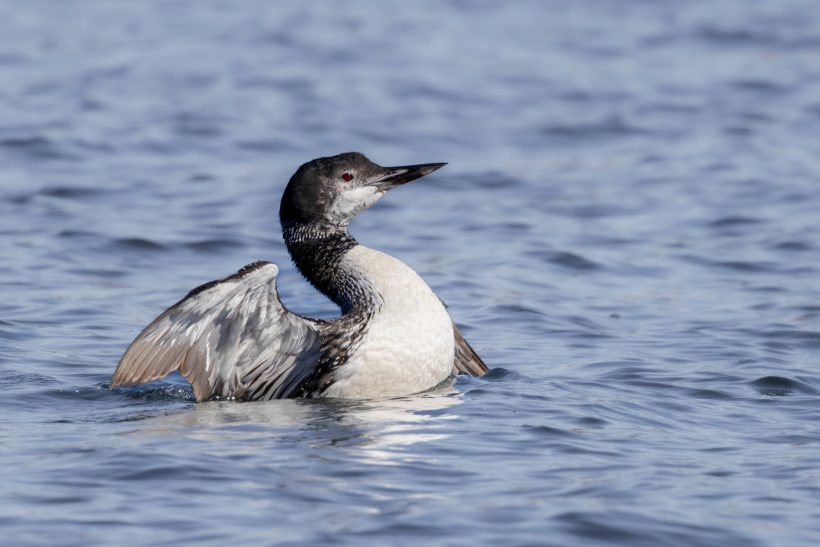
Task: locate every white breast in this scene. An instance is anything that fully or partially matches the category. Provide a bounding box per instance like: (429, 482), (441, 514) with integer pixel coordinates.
(323, 245), (455, 399)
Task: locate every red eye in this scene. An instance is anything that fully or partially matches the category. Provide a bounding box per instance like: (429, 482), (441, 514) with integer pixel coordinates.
(342, 172), (353, 182)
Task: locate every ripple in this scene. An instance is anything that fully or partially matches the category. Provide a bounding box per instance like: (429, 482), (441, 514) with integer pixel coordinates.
(555, 510), (762, 546)
(183, 239), (245, 252)
(747, 328), (820, 349)
(524, 424), (575, 437)
(466, 368), (527, 386)
(772, 240), (813, 252)
(540, 251), (601, 271)
(730, 79), (787, 94)
(708, 215), (764, 228)
(65, 267), (127, 278)
(539, 118), (651, 139)
(750, 376), (819, 396)
(40, 186), (111, 199)
(0, 368), (57, 389)
(682, 254), (779, 273)
(57, 229), (101, 239)
(0, 136), (77, 161)
(109, 381), (196, 402)
(107, 237), (167, 252)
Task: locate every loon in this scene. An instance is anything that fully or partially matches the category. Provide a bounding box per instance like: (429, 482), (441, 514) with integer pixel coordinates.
(111, 152), (488, 401)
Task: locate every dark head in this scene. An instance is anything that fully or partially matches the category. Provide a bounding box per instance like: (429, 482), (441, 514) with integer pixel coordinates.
(279, 152), (446, 229)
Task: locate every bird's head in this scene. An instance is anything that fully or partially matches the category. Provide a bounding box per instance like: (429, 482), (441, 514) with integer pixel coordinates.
(279, 152), (446, 228)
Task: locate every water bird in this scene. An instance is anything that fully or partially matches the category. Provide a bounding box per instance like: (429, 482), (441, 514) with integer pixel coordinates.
(111, 152), (488, 401)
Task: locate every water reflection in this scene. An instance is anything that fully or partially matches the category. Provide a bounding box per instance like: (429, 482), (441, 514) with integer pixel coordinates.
(125, 384), (463, 461)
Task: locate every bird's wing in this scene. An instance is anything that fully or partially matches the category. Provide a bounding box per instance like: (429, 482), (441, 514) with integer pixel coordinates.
(110, 261), (322, 401)
(452, 323), (489, 377)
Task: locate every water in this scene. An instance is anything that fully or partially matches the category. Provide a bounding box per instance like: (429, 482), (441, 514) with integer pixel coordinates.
(2, 0), (819, 545)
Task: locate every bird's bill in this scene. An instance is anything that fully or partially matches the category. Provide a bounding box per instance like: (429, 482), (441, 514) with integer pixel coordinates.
(371, 162), (447, 191)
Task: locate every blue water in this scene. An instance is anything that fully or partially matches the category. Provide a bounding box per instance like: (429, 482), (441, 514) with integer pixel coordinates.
(2, 1), (820, 545)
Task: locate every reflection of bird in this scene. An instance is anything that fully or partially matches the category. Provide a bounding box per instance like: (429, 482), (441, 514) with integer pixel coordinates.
(111, 152), (488, 402)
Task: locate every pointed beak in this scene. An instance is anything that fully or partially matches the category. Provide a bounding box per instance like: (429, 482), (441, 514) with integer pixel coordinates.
(371, 162), (447, 192)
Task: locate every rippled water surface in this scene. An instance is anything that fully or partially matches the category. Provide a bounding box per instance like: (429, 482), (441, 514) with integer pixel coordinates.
(2, 1), (820, 545)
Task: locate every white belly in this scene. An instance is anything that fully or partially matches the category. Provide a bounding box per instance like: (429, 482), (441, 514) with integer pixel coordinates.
(324, 246), (455, 399)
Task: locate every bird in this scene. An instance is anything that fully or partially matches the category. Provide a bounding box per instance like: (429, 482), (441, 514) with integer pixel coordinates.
(110, 152), (488, 402)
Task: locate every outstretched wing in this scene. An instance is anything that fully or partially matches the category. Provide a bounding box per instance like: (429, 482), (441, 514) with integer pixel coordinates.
(111, 261), (322, 401)
(452, 324), (489, 377)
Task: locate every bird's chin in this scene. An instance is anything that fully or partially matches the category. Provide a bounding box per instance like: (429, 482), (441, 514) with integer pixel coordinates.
(327, 186), (384, 224)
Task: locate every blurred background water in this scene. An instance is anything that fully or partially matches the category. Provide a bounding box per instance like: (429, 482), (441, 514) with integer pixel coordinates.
(1, 0), (820, 545)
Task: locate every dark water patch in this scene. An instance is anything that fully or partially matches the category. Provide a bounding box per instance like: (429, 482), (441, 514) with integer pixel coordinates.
(681, 254), (778, 273)
(750, 376), (819, 396)
(236, 75), (312, 92)
(478, 367), (521, 382)
(772, 240), (813, 251)
(723, 124), (754, 137)
(70, 138), (117, 154)
(0, 136), (77, 161)
(563, 315), (608, 332)
(397, 82), (487, 105)
(66, 267), (127, 278)
(708, 215), (764, 228)
(188, 173), (215, 182)
(6, 193), (33, 204)
(574, 416), (608, 428)
(115, 466), (202, 482)
(57, 229), (100, 239)
(713, 260), (778, 273)
(746, 328), (820, 349)
(760, 340), (792, 352)
(581, 360), (651, 374)
(621, 379), (678, 392)
(107, 237), (167, 252)
(556, 510), (763, 547)
(493, 303), (546, 318)
(524, 424), (575, 437)
(682, 388), (734, 401)
(0, 368), (57, 389)
(539, 118), (651, 140)
(40, 186), (112, 199)
(27, 494), (92, 505)
(695, 25), (775, 46)
(745, 285), (787, 294)
(566, 203), (634, 219)
(575, 234), (636, 247)
(172, 113), (225, 138)
(495, 221), (531, 234)
(553, 444), (622, 457)
(638, 101), (702, 115)
(730, 79), (788, 94)
(0, 324), (39, 341)
(236, 138), (296, 152)
(532, 250), (601, 271)
(442, 171), (524, 190)
(183, 238), (245, 252)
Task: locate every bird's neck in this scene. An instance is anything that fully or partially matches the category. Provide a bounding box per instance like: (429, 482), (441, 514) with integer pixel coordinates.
(281, 221), (377, 314)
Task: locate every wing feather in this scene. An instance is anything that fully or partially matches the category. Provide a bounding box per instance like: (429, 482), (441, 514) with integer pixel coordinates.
(111, 261), (322, 401)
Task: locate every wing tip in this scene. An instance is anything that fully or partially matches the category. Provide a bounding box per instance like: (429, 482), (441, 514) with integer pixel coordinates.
(453, 325), (489, 377)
